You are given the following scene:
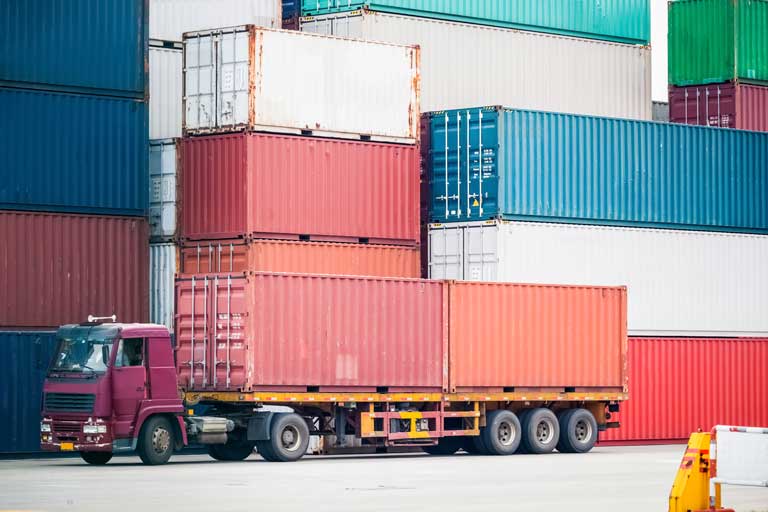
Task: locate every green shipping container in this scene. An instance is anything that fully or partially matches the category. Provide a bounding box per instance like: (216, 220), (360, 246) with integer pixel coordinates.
(669, 0), (768, 86)
(300, 0), (650, 45)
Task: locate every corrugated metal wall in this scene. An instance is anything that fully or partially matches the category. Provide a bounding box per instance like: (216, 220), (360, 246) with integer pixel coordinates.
(0, 0), (147, 97)
(669, 82), (768, 132)
(427, 108), (768, 232)
(0, 331), (59, 453)
(0, 88), (148, 216)
(150, 243), (177, 329)
(150, 0), (281, 40)
(301, 11), (651, 119)
(0, 212), (149, 328)
(149, 42), (183, 140)
(301, 0), (651, 44)
(600, 337), (768, 443)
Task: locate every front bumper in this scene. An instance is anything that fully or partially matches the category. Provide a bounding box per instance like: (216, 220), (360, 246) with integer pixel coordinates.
(40, 418), (113, 452)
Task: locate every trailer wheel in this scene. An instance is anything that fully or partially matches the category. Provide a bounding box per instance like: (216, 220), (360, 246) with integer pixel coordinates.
(137, 416), (175, 465)
(265, 413), (309, 462)
(520, 408), (559, 454)
(421, 436), (463, 455)
(556, 408), (598, 453)
(256, 440), (277, 462)
(462, 436), (484, 454)
(208, 441), (255, 461)
(80, 452), (113, 465)
(468, 432), (492, 454)
(481, 410), (522, 455)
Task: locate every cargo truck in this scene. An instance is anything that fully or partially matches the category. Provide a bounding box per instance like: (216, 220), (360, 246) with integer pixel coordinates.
(40, 272), (627, 465)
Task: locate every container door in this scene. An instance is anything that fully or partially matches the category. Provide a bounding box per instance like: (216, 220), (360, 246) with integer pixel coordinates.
(149, 141), (178, 239)
(184, 32), (217, 131)
(299, 14), (334, 35)
(429, 108), (499, 222)
(428, 226), (463, 279)
(217, 29), (251, 129)
(210, 275), (249, 390)
(464, 224), (499, 282)
(175, 276), (212, 389)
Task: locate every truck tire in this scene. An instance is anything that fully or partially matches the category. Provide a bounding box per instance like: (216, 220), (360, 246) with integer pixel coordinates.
(515, 410), (532, 454)
(462, 436), (483, 454)
(481, 410), (522, 455)
(137, 416), (175, 465)
(468, 432), (491, 455)
(556, 408), (598, 453)
(208, 441), (255, 461)
(520, 408), (560, 454)
(421, 436), (463, 455)
(80, 452), (112, 465)
(264, 413), (309, 462)
(256, 440), (278, 462)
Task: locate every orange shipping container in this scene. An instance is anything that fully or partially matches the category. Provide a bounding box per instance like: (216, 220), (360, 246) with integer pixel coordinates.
(448, 282), (627, 392)
(179, 239), (420, 278)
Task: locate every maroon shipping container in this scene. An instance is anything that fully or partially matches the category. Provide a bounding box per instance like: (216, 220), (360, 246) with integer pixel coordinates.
(175, 273), (448, 392)
(600, 337), (768, 444)
(669, 82), (768, 132)
(180, 133), (420, 245)
(0, 211), (149, 328)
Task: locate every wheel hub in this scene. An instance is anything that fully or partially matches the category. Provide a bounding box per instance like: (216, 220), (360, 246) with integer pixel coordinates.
(497, 420), (516, 446)
(574, 419), (592, 442)
(536, 419), (555, 444)
(281, 425), (301, 452)
(152, 427), (170, 454)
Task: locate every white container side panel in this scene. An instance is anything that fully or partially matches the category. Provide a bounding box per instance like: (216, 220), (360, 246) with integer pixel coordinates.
(149, 243), (177, 329)
(184, 27), (420, 141)
(429, 221), (768, 336)
(149, 46), (183, 139)
(301, 12), (652, 120)
(149, 0), (280, 41)
(149, 140), (178, 240)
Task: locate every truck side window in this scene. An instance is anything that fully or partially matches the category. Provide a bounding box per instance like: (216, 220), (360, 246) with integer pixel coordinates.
(114, 338), (145, 368)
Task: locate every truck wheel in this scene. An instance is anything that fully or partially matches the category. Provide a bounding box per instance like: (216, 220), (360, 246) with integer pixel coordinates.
(80, 452), (112, 465)
(256, 440), (278, 462)
(462, 436), (484, 454)
(556, 408), (598, 453)
(421, 436), (463, 455)
(208, 441), (255, 461)
(266, 413), (309, 462)
(520, 408), (560, 454)
(137, 416), (175, 465)
(481, 410), (522, 455)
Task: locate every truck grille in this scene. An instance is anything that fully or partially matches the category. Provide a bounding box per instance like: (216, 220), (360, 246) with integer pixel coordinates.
(53, 421), (81, 432)
(44, 393), (95, 412)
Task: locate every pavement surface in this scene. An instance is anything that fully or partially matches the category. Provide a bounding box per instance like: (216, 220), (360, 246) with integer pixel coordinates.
(1, 444), (766, 512)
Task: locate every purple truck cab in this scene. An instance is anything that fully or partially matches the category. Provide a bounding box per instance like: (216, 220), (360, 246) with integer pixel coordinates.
(40, 320), (187, 464)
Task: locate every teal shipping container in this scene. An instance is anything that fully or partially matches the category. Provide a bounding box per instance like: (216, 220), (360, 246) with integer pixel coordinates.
(0, 0), (147, 98)
(300, 0), (650, 44)
(426, 107), (768, 233)
(0, 331), (59, 454)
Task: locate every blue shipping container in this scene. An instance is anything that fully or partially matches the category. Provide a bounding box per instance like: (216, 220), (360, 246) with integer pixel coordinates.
(427, 107), (768, 233)
(0, 88), (148, 216)
(0, 0), (147, 98)
(0, 331), (59, 454)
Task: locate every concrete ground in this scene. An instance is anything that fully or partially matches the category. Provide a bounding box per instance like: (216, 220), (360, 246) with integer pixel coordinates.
(1, 445), (766, 512)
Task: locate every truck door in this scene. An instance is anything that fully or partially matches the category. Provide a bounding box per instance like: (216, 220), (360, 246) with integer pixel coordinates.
(111, 337), (148, 437)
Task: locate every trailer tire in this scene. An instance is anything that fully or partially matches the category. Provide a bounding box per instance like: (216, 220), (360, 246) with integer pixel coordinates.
(469, 432), (492, 454)
(256, 440), (277, 462)
(520, 408), (559, 454)
(481, 410), (522, 455)
(462, 436), (484, 454)
(556, 408), (598, 453)
(137, 416), (175, 465)
(80, 452), (112, 465)
(515, 410), (532, 454)
(208, 441), (255, 461)
(265, 413), (309, 462)
(421, 436), (463, 456)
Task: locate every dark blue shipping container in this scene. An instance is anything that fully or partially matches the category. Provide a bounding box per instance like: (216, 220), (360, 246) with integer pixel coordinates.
(427, 107), (768, 233)
(0, 0), (147, 98)
(0, 331), (59, 454)
(0, 87), (148, 216)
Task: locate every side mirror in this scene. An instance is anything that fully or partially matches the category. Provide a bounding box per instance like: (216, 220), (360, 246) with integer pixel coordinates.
(102, 345), (111, 366)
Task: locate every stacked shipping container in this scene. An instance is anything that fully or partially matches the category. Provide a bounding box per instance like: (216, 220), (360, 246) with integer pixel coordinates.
(1, 0), (150, 453)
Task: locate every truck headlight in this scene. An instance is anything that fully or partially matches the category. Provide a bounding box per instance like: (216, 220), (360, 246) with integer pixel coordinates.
(40, 423), (51, 433)
(83, 425), (107, 434)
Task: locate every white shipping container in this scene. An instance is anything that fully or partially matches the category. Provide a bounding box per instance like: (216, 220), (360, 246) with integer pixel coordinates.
(149, 41), (183, 139)
(429, 221), (768, 337)
(149, 140), (178, 240)
(301, 11), (651, 120)
(150, 242), (177, 329)
(183, 26), (420, 142)
(150, 0), (281, 41)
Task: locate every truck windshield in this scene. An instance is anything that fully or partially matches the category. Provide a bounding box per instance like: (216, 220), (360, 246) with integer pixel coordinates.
(50, 336), (114, 374)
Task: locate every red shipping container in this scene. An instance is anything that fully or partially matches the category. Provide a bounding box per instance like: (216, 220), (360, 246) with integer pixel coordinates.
(448, 282), (627, 392)
(175, 273), (448, 392)
(600, 337), (768, 444)
(179, 239), (420, 278)
(0, 211), (149, 328)
(669, 82), (768, 132)
(180, 133), (420, 245)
